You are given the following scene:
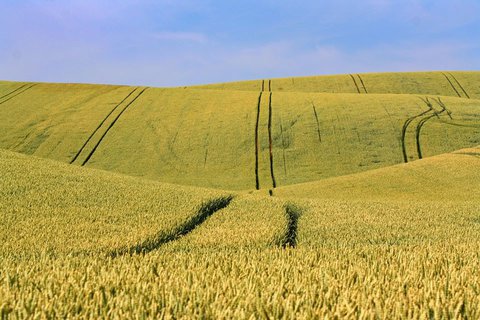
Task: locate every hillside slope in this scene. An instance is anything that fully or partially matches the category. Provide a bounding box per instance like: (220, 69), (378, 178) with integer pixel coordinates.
(1, 74), (479, 190)
(274, 146), (480, 201)
(191, 71), (480, 99)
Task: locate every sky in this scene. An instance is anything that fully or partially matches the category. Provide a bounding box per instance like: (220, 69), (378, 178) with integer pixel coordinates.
(1, 0), (479, 87)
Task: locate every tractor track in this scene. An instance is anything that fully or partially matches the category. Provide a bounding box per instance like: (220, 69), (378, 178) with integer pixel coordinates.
(81, 88), (148, 166)
(442, 72), (461, 98)
(279, 117), (288, 177)
(349, 74), (361, 93)
(357, 74), (368, 93)
(70, 88), (139, 164)
(401, 99), (434, 163)
(448, 72), (470, 99)
(311, 102), (322, 143)
(415, 97), (450, 159)
(254, 91), (262, 190)
(268, 91), (277, 189)
(0, 84), (29, 101)
(281, 203), (302, 248)
(110, 196), (234, 257)
(0, 84), (37, 105)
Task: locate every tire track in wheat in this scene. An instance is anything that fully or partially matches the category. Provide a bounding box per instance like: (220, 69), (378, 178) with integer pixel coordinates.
(268, 91), (277, 189)
(0, 84), (29, 101)
(0, 84), (37, 106)
(70, 88), (139, 164)
(254, 91), (262, 190)
(81, 88), (148, 166)
(448, 72), (470, 99)
(111, 196), (234, 257)
(349, 74), (361, 93)
(401, 99), (434, 163)
(442, 72), (461, 98)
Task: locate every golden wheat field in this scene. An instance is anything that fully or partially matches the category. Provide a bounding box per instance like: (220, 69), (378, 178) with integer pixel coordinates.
(1, 71), (480, 318)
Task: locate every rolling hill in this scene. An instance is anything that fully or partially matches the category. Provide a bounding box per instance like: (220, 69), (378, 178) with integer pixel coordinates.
(1, 71), (479, 191)
(1, 71), (480, 318)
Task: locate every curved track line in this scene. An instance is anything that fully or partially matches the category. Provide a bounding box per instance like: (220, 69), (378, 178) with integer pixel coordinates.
(415, 97), (448, 159)
(401, 98), (434, 162)
(111, 196), (234, 257)
(0, 84), (37, 105)
(81, 88), (148, 166)
(448, 73), (470, 99)
(70, 88), (139, 164)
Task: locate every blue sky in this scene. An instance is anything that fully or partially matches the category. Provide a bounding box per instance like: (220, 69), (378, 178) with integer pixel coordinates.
(1, 0), (479, 86)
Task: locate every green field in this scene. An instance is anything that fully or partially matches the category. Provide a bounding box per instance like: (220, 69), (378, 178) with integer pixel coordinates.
(1, 71), (480, 318)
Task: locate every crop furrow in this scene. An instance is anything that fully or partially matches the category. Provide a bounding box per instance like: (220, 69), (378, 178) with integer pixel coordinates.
(111, 196), (234, 257)
(70, 88), (139, 164)
(442, 72), (461, 98)
(81, 88), (148, 166)
(350, 74), (361, 93)
(268, 92), (277, 189)
(448, 73), (470, 99)
(268, 79), (272, 92)
(311, 102), (322, 143)
(261, 79), (265, 91)
(357, 74), (368, 93)
(0, 84), (36, 105)
(255, 91), (262, 190)
(281, 203), (302, 248)
(401, 99), (434, 163)
(0, 84), (29, 101)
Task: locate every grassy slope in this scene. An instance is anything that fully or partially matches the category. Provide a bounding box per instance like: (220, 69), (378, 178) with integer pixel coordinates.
(274, 146), (480, 201)
(0, 148), (291, 257)
(191, 71), (480, 98)
(2, 146), (480, 317)
(2, 72), (480, 317)
(0, 148), (230, 256)
(1, 77), (479, 190)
